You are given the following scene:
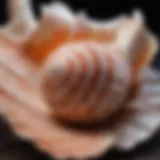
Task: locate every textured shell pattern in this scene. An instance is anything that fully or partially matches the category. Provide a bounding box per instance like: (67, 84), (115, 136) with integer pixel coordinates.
(42, 41), (131, 123)
(40, 9), (154, 123)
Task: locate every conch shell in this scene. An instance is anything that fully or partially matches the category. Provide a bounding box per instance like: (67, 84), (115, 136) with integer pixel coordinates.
(0, 2), (159, 160)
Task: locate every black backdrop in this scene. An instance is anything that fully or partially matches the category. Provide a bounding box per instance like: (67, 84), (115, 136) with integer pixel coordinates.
(0, 1), (160, 160)
(0, 1), (160, 35)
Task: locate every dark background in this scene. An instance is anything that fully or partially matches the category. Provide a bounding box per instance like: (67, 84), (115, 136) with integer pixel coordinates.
(0, 0), (160, 160)
(0, 0), (160, 35)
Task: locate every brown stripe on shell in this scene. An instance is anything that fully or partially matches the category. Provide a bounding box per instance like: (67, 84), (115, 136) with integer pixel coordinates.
(53, 44), (101, 121)
(53, 48), (88, 110)
(64, 44), (102, 121)
(64, 50), (91, 105)
(105, 47), (140, 122)
(100, 50), (130, 114)
(84, 45), (102, 106)
(95, 50), (115, 118)
(48, 58), (74, 92)
(68, 44), (95, 105)
(44, 57), (75, 107)
(78, 44), (101, 106)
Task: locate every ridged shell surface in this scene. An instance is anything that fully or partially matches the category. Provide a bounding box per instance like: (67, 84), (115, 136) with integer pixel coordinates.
(0, 34), (115, 159)
(42, 41), (131, 123)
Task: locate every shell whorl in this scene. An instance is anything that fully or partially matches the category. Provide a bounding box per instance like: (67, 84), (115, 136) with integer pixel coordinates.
(42, 41), (131, 123)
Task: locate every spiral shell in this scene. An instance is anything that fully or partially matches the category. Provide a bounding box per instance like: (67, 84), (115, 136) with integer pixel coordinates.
(42, 41), (132, 123)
